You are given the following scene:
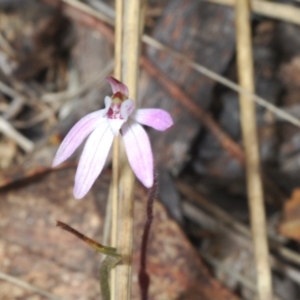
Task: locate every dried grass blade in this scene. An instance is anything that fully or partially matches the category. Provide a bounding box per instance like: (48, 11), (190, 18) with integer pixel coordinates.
(235, 0), (273, 298)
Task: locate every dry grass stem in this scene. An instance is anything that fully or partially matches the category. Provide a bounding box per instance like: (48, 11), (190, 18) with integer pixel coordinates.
(207, 0), (300, 26)
(0, 33), (17, 58)
(200, 250), (258, 292)
(182, 200), (300, 287)
(182, 202), (284, 299)
(178, 181), (300, 268)
(0, 117), (34, 152)
(3, 96), (24, 120)
(110, 0), (123, 297)
(103, 183), (112, 247)
(235, 0), (273, 298)
(61, 0), (113, 25)
(113, 0), (123, 79)
(112, 0), (144, 299)
(0, 271), (67, 300)
(0, 81), (20, 98)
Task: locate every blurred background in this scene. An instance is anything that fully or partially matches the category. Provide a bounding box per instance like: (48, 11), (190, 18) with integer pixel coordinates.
(0, 0), (300, 299)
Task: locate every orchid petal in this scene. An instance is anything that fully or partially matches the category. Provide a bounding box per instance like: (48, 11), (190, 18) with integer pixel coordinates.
(106, 76), (129, 97)
(74, 122), (114, 199)
(107, 118), (125, 136)
(120, 99), (135, 121)
(104, 96), (112, 109)
(122, 120), (153, 188)
(52, 110), (107, 167)
(132, 109), (174, 131)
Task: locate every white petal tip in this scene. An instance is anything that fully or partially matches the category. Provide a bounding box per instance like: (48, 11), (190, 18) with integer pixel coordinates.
(143, 179), (153, 188)
(140, 174), (154, 188)
(52, 159), (60, 168)
(73, 182), (87, 199)
(73, 189), (86, 200)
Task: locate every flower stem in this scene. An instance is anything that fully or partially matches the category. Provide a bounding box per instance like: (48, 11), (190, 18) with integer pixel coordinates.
(112, 1), (145, 300)
(235, 0), (273, 298)
(139, 176), (157, 300)
(110, 0), (123, 296)
(56, 221), (121, 300)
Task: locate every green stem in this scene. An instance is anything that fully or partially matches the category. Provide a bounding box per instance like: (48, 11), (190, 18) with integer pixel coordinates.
(56, 221), (121, 300)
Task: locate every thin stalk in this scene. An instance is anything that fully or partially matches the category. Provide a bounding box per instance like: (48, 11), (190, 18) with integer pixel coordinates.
(114, 0), (123, 79)
(0, 272), (66, 300)
(235, 0), (273, 299)
(56, 221), (121, 300)
(139, 176), (157, 300)
(113, 1), (144, 299)
(207, 0), (300, 26)
(110, 0), (123, 297)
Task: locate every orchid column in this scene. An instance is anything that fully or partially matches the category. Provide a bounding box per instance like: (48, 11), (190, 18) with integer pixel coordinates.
(112, 0), (145, 299)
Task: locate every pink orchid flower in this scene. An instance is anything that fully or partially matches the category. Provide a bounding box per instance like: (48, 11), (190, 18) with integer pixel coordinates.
(52, 77), (173, 199)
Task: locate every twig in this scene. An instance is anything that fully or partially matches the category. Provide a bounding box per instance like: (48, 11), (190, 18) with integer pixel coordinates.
(0, 271), (67, 300)
(12, 110), (55, 129)
(0, 80), (53, 151)
(43, 0), (300, 128)
(56, 221), (118, 256)
(206, 0), (300, 26)
(141, 56), (245, 165)
(200, 250), (257, 292)
(177, 181), (300, 268)
(87, 0), (115, 20)
(60, 0), (113, 25)
(177, 181), (250, 237)
(3, 97), (24, 120)
(41, 61), (114, 103)
(0, 163), (74, 189)
(0, 80), (20, 98)
(56, 221), (121, 300)
(0, 116), (34, 152)
(10, 80), (57, 125)
(0, 33), (17, 59)
(235, 1), (272, 297)
(181, 200), (290, 299)
(201, 250), (283, 300)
